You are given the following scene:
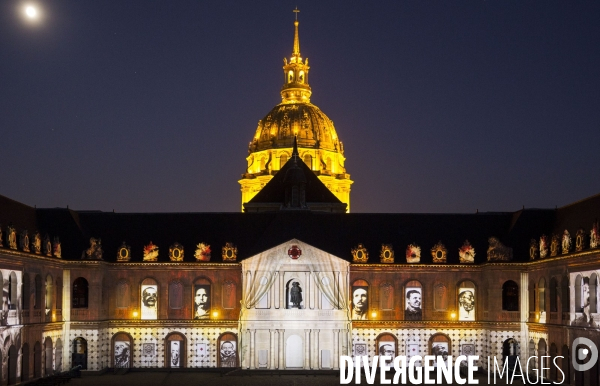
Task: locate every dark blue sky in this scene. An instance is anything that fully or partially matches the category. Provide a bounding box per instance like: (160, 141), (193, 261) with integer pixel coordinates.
(1, 1), (599, 213)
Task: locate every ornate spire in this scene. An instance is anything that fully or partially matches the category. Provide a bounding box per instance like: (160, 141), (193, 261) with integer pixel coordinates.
(281, 10), (311, 104)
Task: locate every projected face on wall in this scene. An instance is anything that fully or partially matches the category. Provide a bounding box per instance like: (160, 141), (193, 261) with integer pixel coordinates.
(141, 285), (158, 320)
(458, 289), (475, 321)
(351, 286), (368, 320)
(405, 287), (422, 321)
(432, 343), (449, 363)
(114, 341), (130, 368)
(378, 343), (395, 367)
(171, 341), (180, 368)
(193, 285), (210, 320)
(220, 340), (236, 367)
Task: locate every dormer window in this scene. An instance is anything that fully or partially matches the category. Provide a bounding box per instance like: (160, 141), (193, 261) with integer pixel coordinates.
(288, 71), (294, 83)
(299, 71), (304, 83)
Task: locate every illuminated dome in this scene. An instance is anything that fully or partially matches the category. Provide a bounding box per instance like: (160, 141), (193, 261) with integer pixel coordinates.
(249, 103), (343, 153)
(239, 17), (353, 212)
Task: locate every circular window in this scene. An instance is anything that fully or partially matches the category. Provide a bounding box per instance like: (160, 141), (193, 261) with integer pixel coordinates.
(226, 250), (233, 258)
(436, 250), (443, 259)
(357, 251), (364, 259)
(576, 235), (583, 249)
(383, 250), (391, 259)
(173, 249), (180, 258)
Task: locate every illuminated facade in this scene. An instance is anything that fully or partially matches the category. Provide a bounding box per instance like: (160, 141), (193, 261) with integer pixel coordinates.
(239, 20), (353, 212)
(0, 16), (598, 386)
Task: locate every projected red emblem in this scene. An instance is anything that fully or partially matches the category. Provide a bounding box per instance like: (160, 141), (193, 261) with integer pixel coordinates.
(288, 245), (302, 259)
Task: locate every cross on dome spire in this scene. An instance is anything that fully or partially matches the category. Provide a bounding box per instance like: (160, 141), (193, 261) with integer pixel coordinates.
(281, 10), (311, 103)
(292, 7), (301, 57)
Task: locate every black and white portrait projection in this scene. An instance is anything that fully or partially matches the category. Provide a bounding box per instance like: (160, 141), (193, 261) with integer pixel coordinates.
(351, 285), (368, 320)
(378, 342), (395, 367)
(193, 285), (210, 319)
(405, 287), (422, 321)
(114, 341), (130, 368)
(170, 341), (180, 368)
(432, 342), (449, 365)
(572, 271), (599, 327)
(141, 285), (158, 320)
(458, 287), (475, 321)
(220, 340), (237, 367)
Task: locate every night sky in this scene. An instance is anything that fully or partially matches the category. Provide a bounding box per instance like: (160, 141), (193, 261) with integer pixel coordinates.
(1, 1), (599, 213)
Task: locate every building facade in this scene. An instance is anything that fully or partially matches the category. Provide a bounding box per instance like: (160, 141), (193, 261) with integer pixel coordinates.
(0, 17), (598, 386)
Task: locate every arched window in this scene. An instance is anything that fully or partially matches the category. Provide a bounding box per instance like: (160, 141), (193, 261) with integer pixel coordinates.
(502, 280), (519, 311)
(457, 280), (476, 321)
(549, 277), (558, 312)
(21, 343), (29, 382)
(8, 344), (17, 385)
(288, 70), (294, 83)
(376, 333), (397, 367)
(529, 280), (536, 313)
(351, 279), (369, 320)
(561, 276), (570, 312)
(575, 274), (582, 312)
(34, 275), (42, 310)
(590, 273), (598, 313)
(222, 280), (236, 310)
(286, 278), (305, 309)
(112, 332), (133, 368)
(72, 337), (87, 370)
(141, 278), (158, 320)
(404, 280), (422, 320)
(298, 71), (304, 83)
(23, 274), (30, 310)
(9, 272), (18, 309)
(193, 278), (211, 319)
(116, 280), (130, 309)
(380, 283), (393, 311)
(434, 283), (448, 311)
(33, 341), (42, 378)
(217, 332), (238, 368)
(55, 278), (62, 310)
(165, 332), (186, 368)
(561, 345), (570, 383)
(168, 281), (183, 310)
(72, 278), (88, 308)
(429, 333), (451, 364)
(549, 343), (558, 381)
(538, 278), (546, 312)
(45, 274), (53, 310)
(44, 336), (53, 374)
(528, 339), (536, 369)
(538, 339), (547, 371)
(303, 154), (312, 169)
(280, 154), (288, 168)
(55, 338), (63, 372)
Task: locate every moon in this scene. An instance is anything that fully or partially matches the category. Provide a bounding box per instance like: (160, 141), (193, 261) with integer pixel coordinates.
(25, 5), (38, 19)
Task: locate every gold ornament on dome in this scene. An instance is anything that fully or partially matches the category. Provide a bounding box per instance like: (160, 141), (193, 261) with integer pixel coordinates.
(458, 240), (475, 264)
(380, 244), (394, 263)
(550, 234), (559, 257)
(222, 243), (237, 261)
(575, 229), (585, 251)
(529, 239), (539, 260)
(406, 244), (421, 263)
(169, 242), (184, 262)
(20, 230), (30, 252)
(143, 242), (159, 262)
(195, 242), (211, 262)
(561, 230), (571, 254)
(431, 241), (447, 263)
(117, 242), (131, 262)
(351, 244), (368, 263)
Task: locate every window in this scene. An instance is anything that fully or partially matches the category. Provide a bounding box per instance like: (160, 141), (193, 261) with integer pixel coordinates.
(529, 281), (536, 313)
(590, 273), (598, 313)
(222, 281), (236, 310)
(351, 279), (369, 320)
(56, 277), (62, 310)
(405, 280), (422, 320)
(380, 283), (393, 311)
(502, 280), (519, 311)
(457, 281), (476, 321)
(434, 283), (448, 311)
(141, 278), (158, 320)
(193, 278), (211, 319)
(538, 278), (546, 312)
(549, 277), (558, 312)
(9, 272), (17, 309)
(23, 274), (30, 310)
(561, 276), (570, 312)
(169, 281), (183, 309)
(45, 274), (53, 310)
(34, 275), (42, 310)
(303, 154), (312, 169)
(116, 280), (130, 309)
(165, 332), (186, 368)
(72, 277), (89, 308)
(575, 275), (582, 312)
(280, 154), (288, 168)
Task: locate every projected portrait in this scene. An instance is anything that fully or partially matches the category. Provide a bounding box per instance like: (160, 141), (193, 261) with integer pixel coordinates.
(378, 342), (395, 367)
(193, 285), (211, 320)
(458, 289), (475, 321)
(351, 286), (368, 320)
(170, 341), (180, 368)
(141, 285), (158, 320)
(220, 340), (237, 367)
(405, 287), (422, 321)
(114, 341), (130, 368)
(432, 342), (449, 363)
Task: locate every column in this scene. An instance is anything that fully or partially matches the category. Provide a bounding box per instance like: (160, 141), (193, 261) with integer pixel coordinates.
(333, 329), (340, 370)
(520, 272), (529, 365)
(304, 329), (310, 369)
(313, 329), (320, 369)
(269, 329), (275, 369)
(249, 329), (256, 369)
(305, 272), (310, 309)
(278, 329), (284, 369)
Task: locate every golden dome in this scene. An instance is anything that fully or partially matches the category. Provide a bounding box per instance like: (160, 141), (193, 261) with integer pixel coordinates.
(249, 103), (344, 154)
